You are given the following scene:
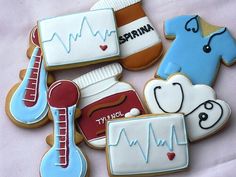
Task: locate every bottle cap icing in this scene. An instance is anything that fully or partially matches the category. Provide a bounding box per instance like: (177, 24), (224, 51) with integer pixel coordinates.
(73, 63), (146, 149)
(38, 9), (120, 70)
(91, 0), (141, 11)
(73, 63), (122, 89)
(106, 114), (189, 176)
(144, 74), (231, 142)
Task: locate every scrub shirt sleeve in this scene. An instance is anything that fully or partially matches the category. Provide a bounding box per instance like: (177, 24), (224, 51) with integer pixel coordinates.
(221, 30), (236, 65)
(164, 17), (179, 37)
(164, 15), (192, 37)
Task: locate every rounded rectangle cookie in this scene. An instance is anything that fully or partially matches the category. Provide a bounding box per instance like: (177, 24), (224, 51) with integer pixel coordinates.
(38, 9), (120, 71)
(106, 114), (189, 176)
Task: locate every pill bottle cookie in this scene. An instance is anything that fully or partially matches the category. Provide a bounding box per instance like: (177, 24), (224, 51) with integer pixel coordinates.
(74, 63), (146, 149)
(91, 0), (163, 70)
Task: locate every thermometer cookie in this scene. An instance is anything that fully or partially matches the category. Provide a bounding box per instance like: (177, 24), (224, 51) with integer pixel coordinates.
(40, 80), (88, 177)
(5, 26), (54, 128)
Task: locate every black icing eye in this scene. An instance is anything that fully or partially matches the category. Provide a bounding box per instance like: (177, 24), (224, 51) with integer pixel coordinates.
(203, 45), (211, 53)
(199, 112), (208, 121)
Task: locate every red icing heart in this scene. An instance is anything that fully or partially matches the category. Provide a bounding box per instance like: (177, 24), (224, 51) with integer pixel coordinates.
(100, 45), (108, 51)
(167, 152), (175, 161)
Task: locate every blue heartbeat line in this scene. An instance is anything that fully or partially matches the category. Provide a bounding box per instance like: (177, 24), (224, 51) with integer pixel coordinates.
(42, 16), (116, 54)
(108, 123), (187, 163)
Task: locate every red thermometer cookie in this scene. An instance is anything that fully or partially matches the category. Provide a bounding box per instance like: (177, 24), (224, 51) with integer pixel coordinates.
(6, 26), (51, 128)
(40, 80), (87, 177)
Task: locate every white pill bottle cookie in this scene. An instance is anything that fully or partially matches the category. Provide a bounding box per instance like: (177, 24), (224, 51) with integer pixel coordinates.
(91, 0), (163, 70)
(74, 63), (146, 149)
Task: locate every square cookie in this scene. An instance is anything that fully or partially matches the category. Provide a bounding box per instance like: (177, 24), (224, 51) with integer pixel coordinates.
(38, 9), (120, 70)
(106, 114), (189, 176)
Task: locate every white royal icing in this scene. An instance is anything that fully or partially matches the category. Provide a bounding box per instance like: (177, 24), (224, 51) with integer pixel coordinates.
(118, 17), (161, 58)
(38, 9), (119, 69)
(91, 0), (141, 11)
(107, 114), (189, 175)
(124, 108), (141, 118)
(144, 74), (231, 142)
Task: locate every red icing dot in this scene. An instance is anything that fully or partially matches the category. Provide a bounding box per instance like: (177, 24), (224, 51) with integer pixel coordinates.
(167, 152), (176, 161)
(99, 45), (108, 51)
(48, 80), (79, 108)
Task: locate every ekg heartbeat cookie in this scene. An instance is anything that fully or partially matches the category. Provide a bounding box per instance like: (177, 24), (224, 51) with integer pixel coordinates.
(40, 80), (88, 177)
(144, 74), (231, 142)
(106, 114), (189, 176)
(5, 26), (53, 128)
(156, 15), (236, 86)
(91, 0), (163, 70)
(38, 9), (120, 71)
(73, 63), (146, 149)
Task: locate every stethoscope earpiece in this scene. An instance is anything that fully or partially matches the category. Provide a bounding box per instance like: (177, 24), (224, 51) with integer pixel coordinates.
(198, 112), (208, 121)
(185, 16), (227, 54)
(203, 45), (211, 53)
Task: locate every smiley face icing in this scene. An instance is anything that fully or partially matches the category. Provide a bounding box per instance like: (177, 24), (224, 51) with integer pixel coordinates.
(156, 15), (236, 86)
(144, 74), (231, 142)
(106, 114), (189, 176)
(37, 9), (119, 71)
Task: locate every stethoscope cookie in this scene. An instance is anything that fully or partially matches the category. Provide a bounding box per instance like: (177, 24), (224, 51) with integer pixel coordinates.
(37, 9), (120, 71)
(144, 74), (231, 142)
(91, 0), (163, 70)
(73, 63), (146, 149)
(40, 80), (88, 177)
(156, 15), (236, 86)
(5, 26), (54, 128)
(106, 114), (189, 176)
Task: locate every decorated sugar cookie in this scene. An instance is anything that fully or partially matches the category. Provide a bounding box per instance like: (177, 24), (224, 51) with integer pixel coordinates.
(74, 63), (146, 149)
(144, 74), (231, 141)
(40, 80), (88, 177)
(156, 15), (236, 85)
(5, 26), (53, 128)
(91, 0), (163, 70)
(106, 114), (189, 176)
(38, 9), (120, 70)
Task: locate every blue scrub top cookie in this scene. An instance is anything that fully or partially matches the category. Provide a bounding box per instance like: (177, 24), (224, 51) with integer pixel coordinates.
(157, 15), (236, 86)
